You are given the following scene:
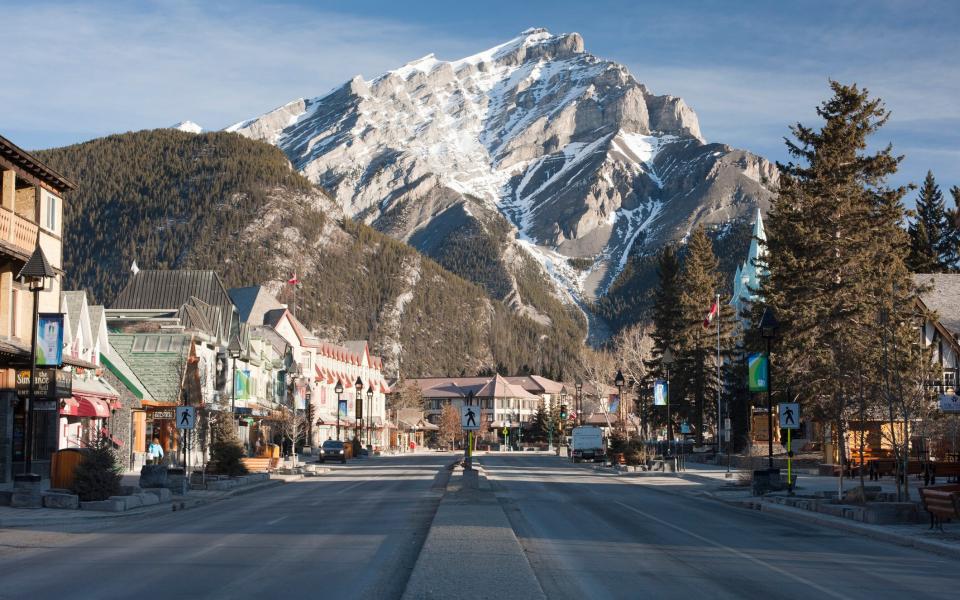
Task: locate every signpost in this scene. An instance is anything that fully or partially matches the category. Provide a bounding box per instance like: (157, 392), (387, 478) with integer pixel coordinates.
(176, 406), (196, 474)
(779, 403), (800, 491)
(461, 405), (480, 469)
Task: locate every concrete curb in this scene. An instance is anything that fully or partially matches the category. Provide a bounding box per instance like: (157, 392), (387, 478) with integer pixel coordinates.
(706, 492), (960, 558)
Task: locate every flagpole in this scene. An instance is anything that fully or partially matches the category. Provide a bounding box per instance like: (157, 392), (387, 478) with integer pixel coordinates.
(716, 293), (722, 459)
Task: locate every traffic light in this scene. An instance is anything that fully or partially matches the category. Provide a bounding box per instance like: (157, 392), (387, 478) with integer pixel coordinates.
(560, 404), (568, 420)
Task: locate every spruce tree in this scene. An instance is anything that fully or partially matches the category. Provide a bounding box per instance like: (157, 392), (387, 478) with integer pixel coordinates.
(763, 82), (914, 479)
(675, 226), (737, 443)
(648, 245), (684, 367)
(907, 171), (950, 272)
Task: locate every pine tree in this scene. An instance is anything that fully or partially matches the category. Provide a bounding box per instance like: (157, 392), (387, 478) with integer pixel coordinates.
(907, 171), (950, 272)
(675, 226), (738, 443)
(762, 82), (914, 480)
(648, 245), (683, 367)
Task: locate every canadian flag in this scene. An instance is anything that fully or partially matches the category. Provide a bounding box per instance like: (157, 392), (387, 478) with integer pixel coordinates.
(287, 272), (300, 286)
(703, 298), (719, 328)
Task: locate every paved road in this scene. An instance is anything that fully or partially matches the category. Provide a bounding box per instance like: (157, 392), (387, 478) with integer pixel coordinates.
(0, 454), (452, 599)
(480, 454), (960, 600)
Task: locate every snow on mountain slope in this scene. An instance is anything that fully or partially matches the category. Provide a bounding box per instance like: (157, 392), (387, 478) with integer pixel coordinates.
(171, 120), (203, 134)
(230, 28), (777, 328)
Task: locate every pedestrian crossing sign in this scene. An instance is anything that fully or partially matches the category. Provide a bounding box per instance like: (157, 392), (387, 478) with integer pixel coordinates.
(778, 403), (799, 429)
(176, 406), (196, 430)
(461, 404), (480, 430)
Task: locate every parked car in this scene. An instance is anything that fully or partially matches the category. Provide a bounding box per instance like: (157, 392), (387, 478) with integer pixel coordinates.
(318, 440), (347, 464)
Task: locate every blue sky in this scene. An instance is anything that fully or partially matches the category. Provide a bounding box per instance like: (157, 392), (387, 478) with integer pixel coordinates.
(3, 0), (957, 199)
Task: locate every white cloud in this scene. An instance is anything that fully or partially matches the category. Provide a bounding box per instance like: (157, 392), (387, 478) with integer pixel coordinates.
(0, 1), (480, 147)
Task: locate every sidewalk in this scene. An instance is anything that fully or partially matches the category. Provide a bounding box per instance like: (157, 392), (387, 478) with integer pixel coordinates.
(605, 461), (960, 558)
(0, 475), (295, 529)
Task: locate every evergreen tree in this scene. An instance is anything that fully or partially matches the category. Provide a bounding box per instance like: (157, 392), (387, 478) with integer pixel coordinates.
(648, 245), (683, 370)
(762, 82), (914, 476)
(675, 226), (737, 443)
(907, 171), (951, 272)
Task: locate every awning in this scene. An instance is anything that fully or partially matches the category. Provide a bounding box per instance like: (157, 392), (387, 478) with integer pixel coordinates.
(62, 395), (112, 418)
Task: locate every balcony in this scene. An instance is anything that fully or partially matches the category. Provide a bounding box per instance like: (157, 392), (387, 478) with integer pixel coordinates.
(0, 208), (39, 258)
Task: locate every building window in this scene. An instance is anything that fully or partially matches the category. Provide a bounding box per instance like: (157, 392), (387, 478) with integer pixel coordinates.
(46, 194), (57, 231)
(945, 369), (957, 392)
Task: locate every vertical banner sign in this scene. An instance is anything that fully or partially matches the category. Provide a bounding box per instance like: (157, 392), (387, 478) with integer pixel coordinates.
(338, 399), (349, 419)
(748, 353), (769, 392)
(653, 380), (668, 406)
(235, 369), (251, 400)
(607, 396), (620, 414)
(36, 313), (64, 367)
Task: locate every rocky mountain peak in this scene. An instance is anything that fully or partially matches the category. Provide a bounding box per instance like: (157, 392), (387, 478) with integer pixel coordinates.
(229, 30), (775, 335)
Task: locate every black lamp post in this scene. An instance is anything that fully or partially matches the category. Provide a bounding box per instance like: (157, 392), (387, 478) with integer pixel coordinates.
(354, 376), (363, 444)
(16, 245), (55, 481)
(662, 348), (675, 455)
(614, 369), (625, 433)
(575, 380), (583, 427)
(228, 335), (242, 418)
(366, 384), (374, 450)
(335, 381), (344, 441)
(760, 307), (779, 470)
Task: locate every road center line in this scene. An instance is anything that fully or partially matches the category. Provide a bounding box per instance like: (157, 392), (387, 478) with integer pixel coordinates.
(266, 515), (288, 525)
(335, 477), (378, 495)
(614, 500), (851, 600)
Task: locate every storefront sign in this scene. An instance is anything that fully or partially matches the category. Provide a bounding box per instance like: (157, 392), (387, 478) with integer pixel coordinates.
(34, 400), (58, 411)
(147, 407), (175, 420)
(36, 313), (64, 367)
(16, 368), (72, 399)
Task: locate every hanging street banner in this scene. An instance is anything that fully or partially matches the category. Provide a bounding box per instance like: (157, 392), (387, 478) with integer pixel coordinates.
(338, 399), (349, 419)
(16, 368), (72, 399)
(748, 353), (769, 392)
(607, 395), (620, 414)
(235, 369), (251, 400)
(653, 380), (668, 406)
(36, 313), (64, 367)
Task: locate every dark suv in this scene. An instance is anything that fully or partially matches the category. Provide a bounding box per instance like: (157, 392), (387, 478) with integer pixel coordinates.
(319, 440), (347, 464)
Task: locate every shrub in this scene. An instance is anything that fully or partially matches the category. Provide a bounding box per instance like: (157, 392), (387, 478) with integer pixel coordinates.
(209, 420), (248, 476)
(71, 436), (122, 501)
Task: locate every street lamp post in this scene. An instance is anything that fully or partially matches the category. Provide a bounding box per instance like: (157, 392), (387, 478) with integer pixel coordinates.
(614, 369), (625, 434)
(760, 308), (779, 470)
(16, 246), (55, 483)
(335, 381), (344, 441)
(662, 348), (675, 456)
(366, 384), (374, 451)
(354, 377), (363, 446)
(228, 335), (242, 419)
(575, 380), (583, 427)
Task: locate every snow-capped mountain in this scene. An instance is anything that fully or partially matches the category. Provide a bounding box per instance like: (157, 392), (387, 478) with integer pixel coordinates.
(172, 120), (203, 134)
(229, 28), (776, 327)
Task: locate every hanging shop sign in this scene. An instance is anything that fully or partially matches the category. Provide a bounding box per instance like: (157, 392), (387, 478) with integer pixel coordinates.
(36, 313), (64, 367)
(16, 368), (72, 399)
(654, 380), (668, 406)
(146, 407), (176, 420)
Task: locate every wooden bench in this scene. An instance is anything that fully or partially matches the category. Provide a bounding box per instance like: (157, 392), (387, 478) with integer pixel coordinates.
(918, 484), (960, 530)
(240, 457), (279, 473)
(924, 462), (960, 485)
(866, 458), (924, 481)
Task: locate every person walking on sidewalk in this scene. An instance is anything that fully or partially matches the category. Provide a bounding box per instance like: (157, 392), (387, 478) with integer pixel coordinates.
(147, 437), (164, 464)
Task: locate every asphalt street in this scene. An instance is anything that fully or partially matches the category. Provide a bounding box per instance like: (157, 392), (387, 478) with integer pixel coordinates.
(480, 454), (960, 600)
(0, 454), (452, 600)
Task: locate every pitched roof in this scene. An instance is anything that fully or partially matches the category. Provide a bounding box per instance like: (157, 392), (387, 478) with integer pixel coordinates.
(506, 375), (565, 394)
(62, 291), (87, 338)
(0, 133), (76, 193)
(915, 273), (960, 336)
(229, 286), (285, 326)
(476, 374), (539, 399)
(113, 270), (234, 312)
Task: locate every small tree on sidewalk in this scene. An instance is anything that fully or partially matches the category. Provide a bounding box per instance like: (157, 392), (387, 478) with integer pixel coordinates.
(209, 417), (248, 476)
(71, 435), (122, 501)
(276, 406), (306, 467)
